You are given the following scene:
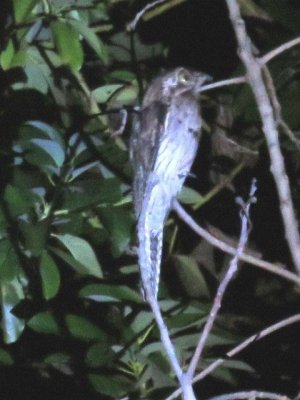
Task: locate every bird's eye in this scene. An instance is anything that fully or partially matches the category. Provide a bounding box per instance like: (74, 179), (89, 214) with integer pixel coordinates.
(178, 70), (191, 84)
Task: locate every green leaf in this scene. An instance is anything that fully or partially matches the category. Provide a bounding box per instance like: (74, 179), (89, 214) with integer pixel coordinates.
(0, 240), (17, 281)
(19, 220), (48, 257)
(263, 0), (300, 33)
(88, 374), (127, 397)
(0, 40), (15, 70)
(92, 84), (123, 103)
(223, 359), (255, 373)
(0, 349), (14, 365)
(49, 247), (95, 277)
(108, 81), (139, 106)
(65, 314), (107, 342)
(209, 364), (237, 385)
(172, 332), (226, 351)
(167, 311), (207, 330)
(30, 139), (65, 167)
(0, 40), (27, 69)
(178, 186), (204, 205)
(54, 234), (103, 278)
(108, 70), (136, 81)
(174, 255), (210, 298)
(145, 352), (175, 388)
(238, 0), (272, 21)
(70, 161), (99, 180)
(13, 0), (40, 22)
(25, 121), (63, 143)
(0, 277), (25, 343)
(18, 121), (65, 174)
(24, 150), (59, 174)
(131, 311), (153, 334)
(44, 352), (70, 365)
(4, 185), (41, 217)
(24, 66), (49, 94)
(27, 311), (60, 335)
(80, 284), (142, 303)
(69, 19), (108, 64)
(86, 342), (114, 367)
(98, 207), (134, 257)
(51, 20), (83, 72)
(40, 252), (61, 300)
(62, 178), (122, 212)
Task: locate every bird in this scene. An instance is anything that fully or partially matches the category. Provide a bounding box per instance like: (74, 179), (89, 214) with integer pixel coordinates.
(130, 67), (211, 301)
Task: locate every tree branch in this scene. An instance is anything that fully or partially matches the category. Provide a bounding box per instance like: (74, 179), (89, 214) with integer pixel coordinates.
(200, 36), (300, 94)
(260, 37), (300, 64)
(145, 288), (183, 381)
(145, 288), (196, 400)
(185, 180), (257, 380)
(225, 0), (300, 275)
(173, 200), (300, 287)
(206, 390), (290, 400)
(129, 0), (168, 30)
(166, 313), (300, 400)
(200, 76), (246, 93)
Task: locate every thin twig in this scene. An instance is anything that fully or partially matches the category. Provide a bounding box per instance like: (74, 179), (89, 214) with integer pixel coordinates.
(260, 37), (300, 64)
(198, 37), (300, 94)
(200, 76), (246, 93)
(166, 313), (300, 400)
(185, 180), (257, 380)
(145, 288), (198, 399)
(129, 0), (168, 30)
(226, 0), (300, 274)
(145, 288), (183, 383)
(206, 390), (290, 400)
(173, 200), (300, 287)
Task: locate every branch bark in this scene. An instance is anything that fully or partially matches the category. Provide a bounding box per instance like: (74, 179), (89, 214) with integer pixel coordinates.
(186, 180), (257, 380)
(225, 0), (300, 274)
(166, 313), (300, 400)
(173, 200), (300, 287)
(206, 390), (290, 400)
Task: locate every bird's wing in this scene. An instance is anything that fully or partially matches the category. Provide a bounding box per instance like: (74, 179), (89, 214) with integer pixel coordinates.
(130, 101), (168, 216)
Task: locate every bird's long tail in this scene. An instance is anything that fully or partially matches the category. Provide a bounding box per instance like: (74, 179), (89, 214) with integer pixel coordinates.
(137, 183), (171, 300)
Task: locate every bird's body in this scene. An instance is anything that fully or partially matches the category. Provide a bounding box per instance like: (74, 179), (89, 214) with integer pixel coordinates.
(130, 67), (210, 300)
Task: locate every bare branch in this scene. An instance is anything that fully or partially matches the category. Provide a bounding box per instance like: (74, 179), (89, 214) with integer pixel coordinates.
(166, 313), (300, 400)
(145, 288), (183, 381)
(186, 180), (257, 380)
(173, 200), (300, 287)
(225, 0), (300, 274)
(129, 0), (168, 30)
(206, 390), (290, 400)
(260, 37), (300, 64)
(200, 76), (246, 93)
(145, 288), (198, 400)
(200, 37), (300, 93)
(199, 37), (300, 95)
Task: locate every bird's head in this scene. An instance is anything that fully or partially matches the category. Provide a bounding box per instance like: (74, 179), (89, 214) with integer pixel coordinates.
(162, 67), (212, 98)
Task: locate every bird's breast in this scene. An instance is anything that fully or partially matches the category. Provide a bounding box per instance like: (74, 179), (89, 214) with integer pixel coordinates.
(153, 100), (201, 198)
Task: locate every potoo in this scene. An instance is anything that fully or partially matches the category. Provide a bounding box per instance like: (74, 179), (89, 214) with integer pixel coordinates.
(130, 67), (211, 301)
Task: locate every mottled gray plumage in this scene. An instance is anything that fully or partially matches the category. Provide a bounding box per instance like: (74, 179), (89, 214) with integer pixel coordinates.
(130, 67), (211, 300)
